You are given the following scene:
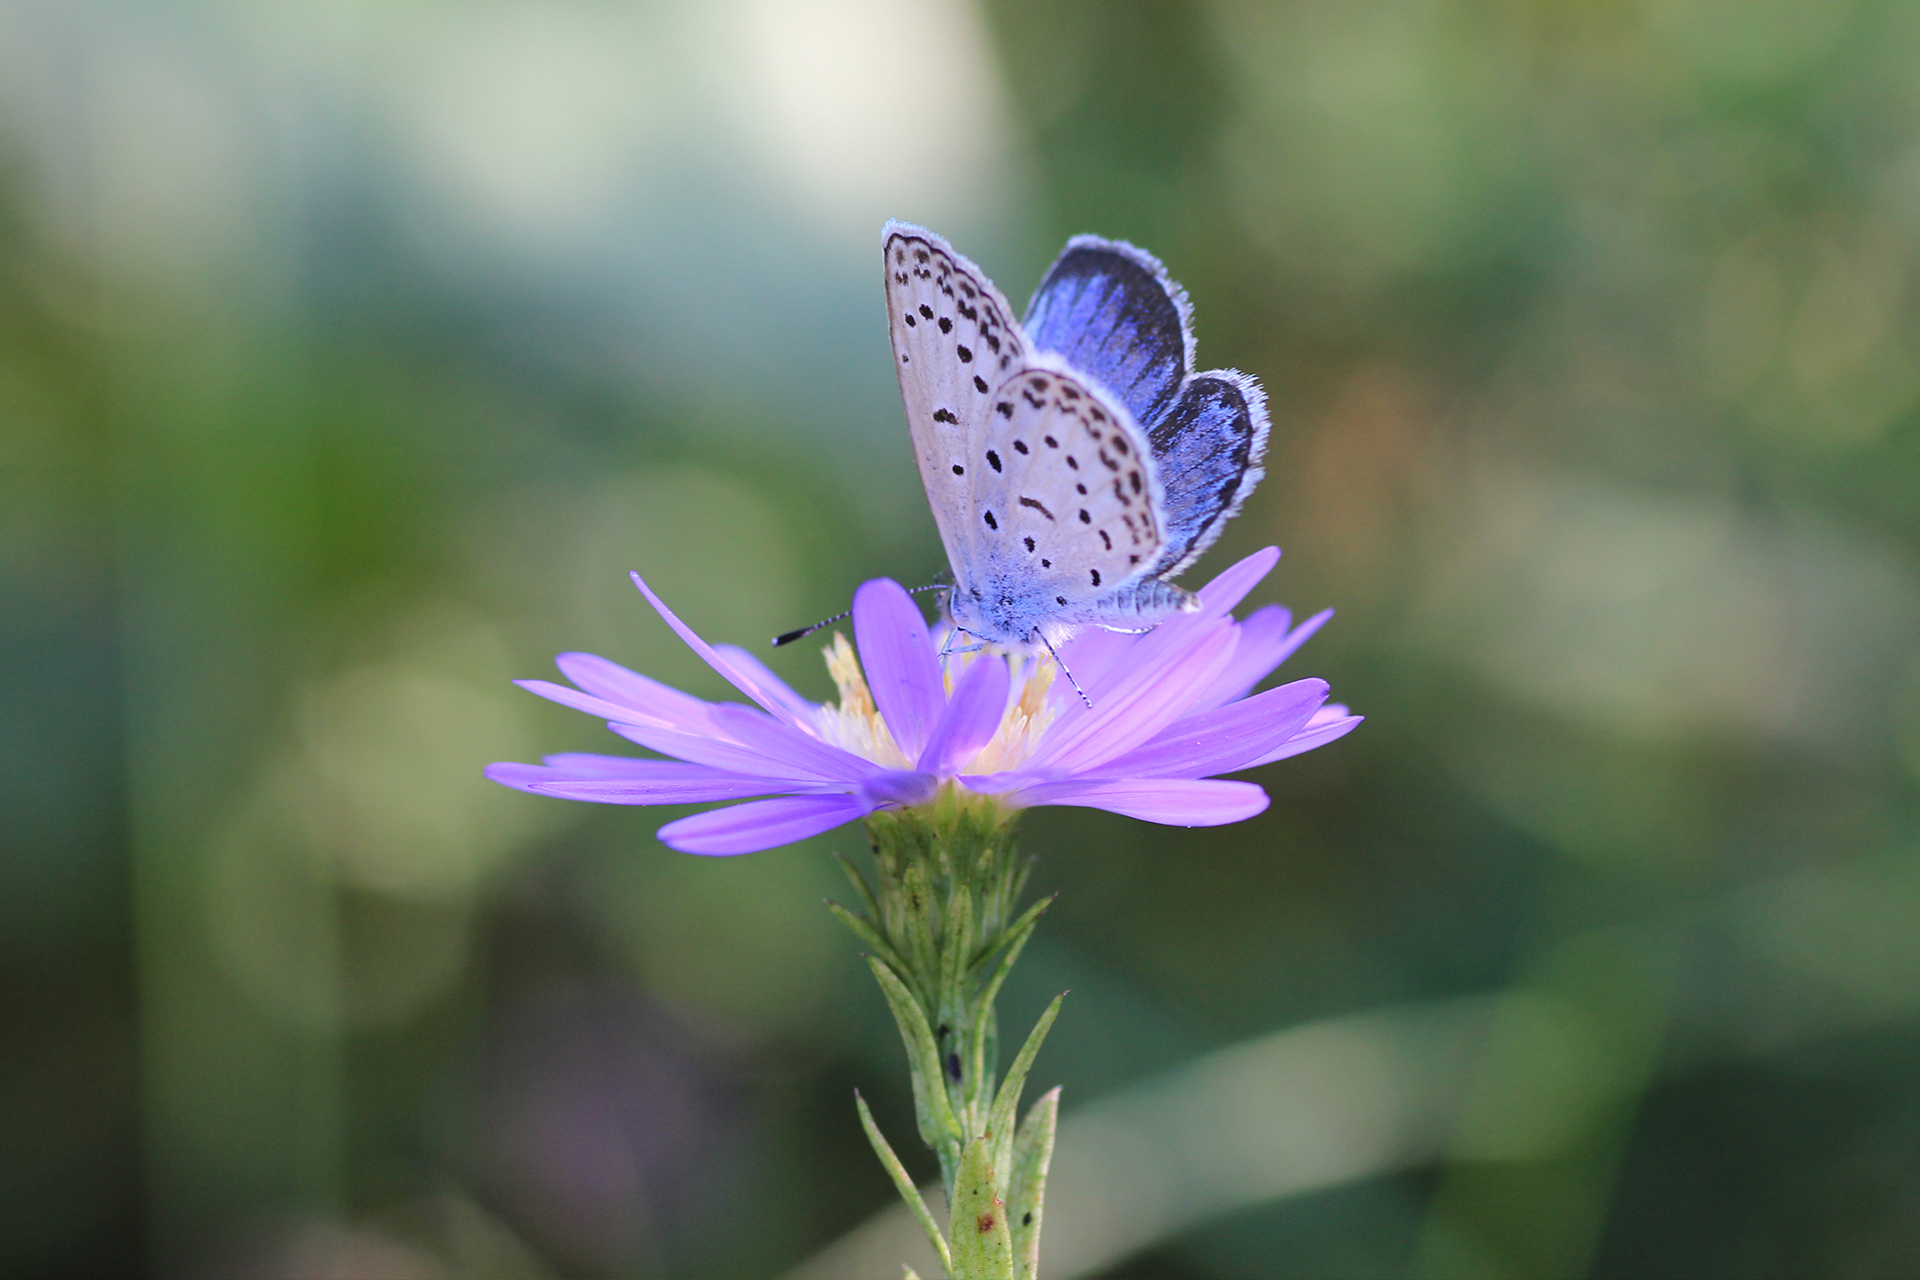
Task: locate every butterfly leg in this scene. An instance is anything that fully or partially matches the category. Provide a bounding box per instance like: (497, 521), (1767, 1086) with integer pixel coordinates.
(1034, 629), (1093, 709)
(940, 625), (992, 660)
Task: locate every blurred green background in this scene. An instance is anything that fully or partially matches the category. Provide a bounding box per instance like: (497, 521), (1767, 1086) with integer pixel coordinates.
(5, 0), (1920, 1276)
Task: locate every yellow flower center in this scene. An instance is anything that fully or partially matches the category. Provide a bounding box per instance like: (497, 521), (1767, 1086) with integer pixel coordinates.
(810, 634), (1059, 775)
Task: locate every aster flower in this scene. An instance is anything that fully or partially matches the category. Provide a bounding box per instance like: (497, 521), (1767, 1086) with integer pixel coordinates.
(486, 546), (1359, 855)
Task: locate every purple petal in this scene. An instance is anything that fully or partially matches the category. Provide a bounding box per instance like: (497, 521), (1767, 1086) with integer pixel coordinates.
(630, 570), (806, 724)
(656, 794), (869, 856)
(1095, 678), (1328, 779)
(553, 652), (718, 732)
(858, 770), (940, 808)
(705, 703), (875, 783)
(1054, 547), (1281, 710)
(917, 656), (1010, 775)
(515, 678), (680, 728)
(485, 760), (793, 804)
(1244, 711), (1363, 767)
(540, 753), (727, 775)
(1183, 605), (1286, 710)
(956, 771), (1025, 796)
(1005, 777), (1270, 826)
(711, 644), (820, 723)
(1032, 620), (1240, 775)
(1198, 608), (1333, 712)
(606, 717), (839, 779)
(853, 579), (946, 760)
(1194, 546), (1281, 619)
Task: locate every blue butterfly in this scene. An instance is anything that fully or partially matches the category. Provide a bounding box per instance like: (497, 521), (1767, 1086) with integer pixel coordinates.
(885, 221), (1268, 649)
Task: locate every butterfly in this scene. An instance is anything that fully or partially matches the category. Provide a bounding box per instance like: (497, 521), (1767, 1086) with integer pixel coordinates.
(884, 220), (1269, 650)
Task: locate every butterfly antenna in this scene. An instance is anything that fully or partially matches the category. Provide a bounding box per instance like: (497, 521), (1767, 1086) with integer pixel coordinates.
(771, 610), (851, 648)
(772, 582), (949, 648)
(1036, 630), (1092, 709)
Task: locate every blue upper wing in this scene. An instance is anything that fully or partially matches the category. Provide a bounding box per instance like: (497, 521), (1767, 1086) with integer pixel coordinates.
(1023, 237), (1192, 431)
(1025, 235), (1269, 580)
(1145, 371), (1268, 575)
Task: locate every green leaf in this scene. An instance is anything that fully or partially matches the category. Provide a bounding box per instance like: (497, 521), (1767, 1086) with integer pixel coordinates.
(834, 850), (885, 925)
(971, 893), (1055, 977)
(938, 887), (974, 1038)
(900, 858), (941, 1005)
(866, 956), (963, 1153)
(1006, 1087), (1059, 1280)
(947, 1135), (1014, 1280)
(826, 899), (910, 977)
(967, 899), (1054, 1090)
(986, 992), (1065, 1186)
(855, 1090), (952, 1277)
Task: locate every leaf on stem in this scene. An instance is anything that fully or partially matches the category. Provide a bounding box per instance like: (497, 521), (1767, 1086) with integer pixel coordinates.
(967, 900), (1053, 1089)
(900, 859), (942, 1006)
(826, 899), (910, 977)
(970, 893), (1056, 976)
(938, 888), (974, 1040)
(948, 1135), (1015, 1280)
(834, 850), (885, 925)
(867, 956), (964, 1152)
(1006, 1087), (1059, 1280)
(986, 993), (1065, 1186)
(855, 1090), (953, 1277)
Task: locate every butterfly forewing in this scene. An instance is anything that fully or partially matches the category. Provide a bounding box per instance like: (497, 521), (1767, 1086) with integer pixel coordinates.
(884, 222), (1027, 566)
(960, 359), (1165, 620)
(1023, 237), (1192, 431)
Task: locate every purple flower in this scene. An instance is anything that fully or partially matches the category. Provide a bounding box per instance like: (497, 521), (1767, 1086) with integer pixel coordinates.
(486, 548), (1360, 856)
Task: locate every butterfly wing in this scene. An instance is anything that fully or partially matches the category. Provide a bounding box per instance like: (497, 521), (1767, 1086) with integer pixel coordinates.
(1145, 370), (1269, 577)
(1023, 236), (1192, 439)
(884, 221), (1028, 592)
(1025, 235), (1267, 581)
(946, 355), (1173, 644)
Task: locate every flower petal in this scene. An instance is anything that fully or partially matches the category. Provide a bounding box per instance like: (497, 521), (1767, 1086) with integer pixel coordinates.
(553, 652), (718, 732)
(515, 678), (681, 729)
(853, 579), (946, 760)
(630, 570), (807, 724)
(1032, 620), (1240, 775)
(1095, 678), (1328, 779)
(1056, 547), (1281, 709)
(1197, 608), (1333, 712)
(1004, 777), (1270, 826)
(606, 717), (838, 779)
(656, 794), (869, 856)
(858, 769), (940, 808)
(485, 759), (794, 804)
(711, 644), (821, 724)
(916, 654), (1011, 775)
(1243, 710), (1363, 767)
(706, 703), (876, 783)
(1193, 546), (1281, 620)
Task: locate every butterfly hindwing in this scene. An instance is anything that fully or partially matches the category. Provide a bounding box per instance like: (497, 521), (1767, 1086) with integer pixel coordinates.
(1147, 369), (1269, 576)
(884, 221), (1028, 566)
(1023, 236), (1192, 435)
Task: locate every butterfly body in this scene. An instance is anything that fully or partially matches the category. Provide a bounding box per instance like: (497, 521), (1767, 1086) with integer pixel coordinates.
(885, 221), (1267, 649)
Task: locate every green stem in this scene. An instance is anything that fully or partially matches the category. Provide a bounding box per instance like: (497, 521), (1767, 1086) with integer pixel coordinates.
(831, 790), (1063, 1280)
